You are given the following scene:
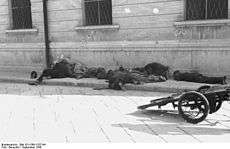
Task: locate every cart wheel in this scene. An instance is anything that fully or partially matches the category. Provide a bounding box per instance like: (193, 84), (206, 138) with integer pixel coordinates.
(178, 91), (210, 124)
(211, 99), (222, 114)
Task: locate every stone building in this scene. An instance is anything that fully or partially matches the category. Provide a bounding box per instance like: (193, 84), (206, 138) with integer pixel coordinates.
(0, 0), (230, 76)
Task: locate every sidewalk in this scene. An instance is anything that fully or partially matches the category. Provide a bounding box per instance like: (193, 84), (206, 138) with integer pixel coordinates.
(1, 83), (230, 142)
(0, 71), (225, 93)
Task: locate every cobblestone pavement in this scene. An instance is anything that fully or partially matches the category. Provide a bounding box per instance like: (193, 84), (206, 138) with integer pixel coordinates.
(0, 83), (230, 143)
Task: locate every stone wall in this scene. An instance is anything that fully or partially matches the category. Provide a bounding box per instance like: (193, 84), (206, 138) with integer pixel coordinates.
(0, 0), (230, 76)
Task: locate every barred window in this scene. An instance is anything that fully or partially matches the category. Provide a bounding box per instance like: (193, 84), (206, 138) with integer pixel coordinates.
(186, 0), (228, 20)
(11, 0), (32, 29)
(84, 0), (112, 26)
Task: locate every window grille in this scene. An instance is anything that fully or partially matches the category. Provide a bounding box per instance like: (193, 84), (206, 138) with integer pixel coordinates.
(84, 0), (112, 26)
(11, 0), (32, 29)
(186, 0), (228, 20)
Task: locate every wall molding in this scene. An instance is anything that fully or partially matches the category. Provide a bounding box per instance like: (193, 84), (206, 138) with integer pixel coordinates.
(75, 24), (120, 31)
(0, 43), (44, 50)
(50, 39), (230, 51)
(1, 39), (230, 51)
(5, 28), (39, 34)
(174, 19), (230, 27)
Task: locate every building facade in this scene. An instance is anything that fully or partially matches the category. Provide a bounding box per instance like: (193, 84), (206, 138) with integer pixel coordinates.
(0, 0), (230, 76)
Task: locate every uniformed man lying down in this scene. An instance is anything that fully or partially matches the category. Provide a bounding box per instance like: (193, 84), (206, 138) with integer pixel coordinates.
(29, 58), (84, 85)
(173, 70), (227, 85)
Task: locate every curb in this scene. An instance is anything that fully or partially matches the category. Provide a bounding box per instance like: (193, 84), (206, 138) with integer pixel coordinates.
(0, 77), (208, 93)
(0, 77), (107, 88)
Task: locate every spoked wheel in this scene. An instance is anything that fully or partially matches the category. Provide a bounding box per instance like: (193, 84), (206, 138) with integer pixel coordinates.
(213, 100), (222, 113)
(178, 91), (210, 124)
(210, 98), (222, 114)
(205, 94), (223, 114)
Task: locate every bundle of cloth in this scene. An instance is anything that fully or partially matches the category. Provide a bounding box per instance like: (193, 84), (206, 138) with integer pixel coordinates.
(173, 70), (227, 85)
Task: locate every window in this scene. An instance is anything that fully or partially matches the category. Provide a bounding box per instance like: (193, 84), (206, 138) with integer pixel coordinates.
(11, 0), (32, 29)
(186, 0), (228, 20)
(84, 0), (112, 26)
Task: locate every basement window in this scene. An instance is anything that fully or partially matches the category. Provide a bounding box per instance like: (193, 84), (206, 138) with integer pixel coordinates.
(185, 0), (228, 20)
(84, 0), (112, 26)
(10, 0), (33, 29)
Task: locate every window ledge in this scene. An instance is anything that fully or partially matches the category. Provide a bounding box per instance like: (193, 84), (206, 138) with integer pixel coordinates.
(5, 28), (38, 34)
(174, 19), (230, 27)
(75, 24), (120, 31)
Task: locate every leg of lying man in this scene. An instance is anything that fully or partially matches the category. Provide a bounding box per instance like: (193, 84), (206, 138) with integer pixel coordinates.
(36, 68), (64, 83)
(202, 76), (226, 85)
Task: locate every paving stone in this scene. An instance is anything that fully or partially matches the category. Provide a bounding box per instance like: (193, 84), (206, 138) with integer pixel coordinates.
(0, 83), (230, 142)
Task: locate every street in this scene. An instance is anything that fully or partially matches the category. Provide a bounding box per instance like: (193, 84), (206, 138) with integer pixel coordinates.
(0, 83), (230, 143)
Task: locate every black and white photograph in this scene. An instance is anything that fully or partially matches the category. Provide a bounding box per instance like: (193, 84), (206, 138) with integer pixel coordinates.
(0, 0), (230, 147)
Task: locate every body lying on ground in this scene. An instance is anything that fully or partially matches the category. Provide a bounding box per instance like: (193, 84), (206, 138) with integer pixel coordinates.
(97, 65), (167, 90)
(29, 58), (84, 85)
(173, 70), (227, 85)
(29, 61), (169, 89)
(144, 62), (170, 79)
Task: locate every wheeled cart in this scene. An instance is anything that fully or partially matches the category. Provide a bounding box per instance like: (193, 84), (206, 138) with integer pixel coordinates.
(138, 85), (230, 124)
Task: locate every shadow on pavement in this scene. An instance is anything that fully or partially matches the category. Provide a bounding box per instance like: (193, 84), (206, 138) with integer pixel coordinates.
(129, 109), (186, 124)
(130, 109), (230, 125)
(113, 109), (230, 136)
(112, 122), (230, 136)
